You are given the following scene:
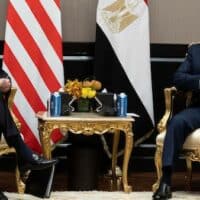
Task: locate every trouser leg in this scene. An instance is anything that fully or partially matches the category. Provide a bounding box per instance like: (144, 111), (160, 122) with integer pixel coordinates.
(0, 96), (18, 138)
(0, 97), (33, 162)
(161, 107), (200, 185)
(6, 134), (34, 163)
(163, 107), (200, 167)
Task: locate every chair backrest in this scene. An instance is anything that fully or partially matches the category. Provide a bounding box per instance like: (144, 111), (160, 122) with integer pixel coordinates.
(183, 42), (200, 57)
(188, 41), (200, 48)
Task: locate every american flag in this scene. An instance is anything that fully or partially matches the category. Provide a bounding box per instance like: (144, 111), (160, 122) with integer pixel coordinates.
(2, 0), (64, 153)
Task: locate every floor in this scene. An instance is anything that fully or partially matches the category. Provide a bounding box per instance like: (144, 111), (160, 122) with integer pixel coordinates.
(0, 170), (199, 193)
(4, 191), (200, 200)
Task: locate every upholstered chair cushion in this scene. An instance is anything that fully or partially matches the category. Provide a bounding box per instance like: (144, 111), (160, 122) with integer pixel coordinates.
(0, 135), (8, 145)
(0, 135), (10, 150)
(0, 134), (15, 156)
(156, 129), (200, 149)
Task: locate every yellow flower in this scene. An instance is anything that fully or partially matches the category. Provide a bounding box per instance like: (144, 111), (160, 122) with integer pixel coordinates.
(64, 79), (82, 99)
(87, 89), (96, 99)
(81, 87), (89, 98)
(64, 79), (101, 99)
(81, 87), (96, 98)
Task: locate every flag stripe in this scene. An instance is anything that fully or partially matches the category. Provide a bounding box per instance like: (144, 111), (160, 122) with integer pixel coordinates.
(54, 0), (60, 8)
(3, 43), (46, 112)
(4, 62), (44, 151)
(5, 23), (50, 105)
(12, 104), (42, 153)
(7, 3), (61, 92)
(26, 0), (63, 61)
(3, 62), (40, 138)
(12, 1), (63, 86)
(40, 0), (62, 36)
(51, 129), (65, 143)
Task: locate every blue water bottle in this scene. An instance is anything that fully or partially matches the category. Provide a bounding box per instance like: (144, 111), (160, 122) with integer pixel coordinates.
(50, 92), (61, 116)
(117, 93), (128, 117)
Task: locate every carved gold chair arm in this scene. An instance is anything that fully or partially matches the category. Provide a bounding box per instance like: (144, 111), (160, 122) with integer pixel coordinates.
(157, 87), (177, 133)
(8, 87), (17, 109)
(8, 88), (21, 129)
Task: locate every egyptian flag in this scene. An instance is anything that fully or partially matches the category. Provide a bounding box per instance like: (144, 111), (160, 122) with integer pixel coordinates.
(94, 0), (154, 142)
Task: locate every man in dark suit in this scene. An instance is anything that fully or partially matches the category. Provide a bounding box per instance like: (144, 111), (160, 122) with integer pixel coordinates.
(153, 43), (200, 200)
(0, 68), (57, 200)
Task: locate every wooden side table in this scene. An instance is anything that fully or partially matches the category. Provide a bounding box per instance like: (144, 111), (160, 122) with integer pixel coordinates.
(36, 112), (134, 192)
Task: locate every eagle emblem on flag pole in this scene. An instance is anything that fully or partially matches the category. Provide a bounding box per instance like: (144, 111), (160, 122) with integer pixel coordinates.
(101, 0), (141, 33)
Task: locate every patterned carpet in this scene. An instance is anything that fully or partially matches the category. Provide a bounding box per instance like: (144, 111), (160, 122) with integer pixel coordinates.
(4, 191), (200, 200)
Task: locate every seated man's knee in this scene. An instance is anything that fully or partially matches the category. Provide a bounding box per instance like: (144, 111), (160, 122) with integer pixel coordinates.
(168, 114), (186, 130)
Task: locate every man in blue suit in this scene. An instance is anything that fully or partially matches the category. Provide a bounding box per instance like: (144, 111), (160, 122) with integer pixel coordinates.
(153, 43), (200, 200)
(0, 68), (57, 200)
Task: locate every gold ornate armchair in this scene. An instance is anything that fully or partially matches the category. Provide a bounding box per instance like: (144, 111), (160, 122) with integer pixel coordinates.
(152, 87), (200, 191)
(0, 88), (27, 193)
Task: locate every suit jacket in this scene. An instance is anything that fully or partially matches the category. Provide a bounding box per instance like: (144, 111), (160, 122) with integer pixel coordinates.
(173, 44), (200, 107)
(0, 68), (11, 102)
(0, 68), (17, 139)
(0, 68), (9, 78)
(173, 43), (200, 91)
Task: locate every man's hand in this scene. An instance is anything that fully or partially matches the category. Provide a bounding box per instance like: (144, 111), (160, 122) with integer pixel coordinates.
(0, 78), (11, 93)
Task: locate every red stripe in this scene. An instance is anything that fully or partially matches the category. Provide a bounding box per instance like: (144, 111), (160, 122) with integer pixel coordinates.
(26, 0), (63, 61)
(54, 0), (60, 8)
(4, 43), (46, 112)
(144, 0), (148, 5)
(7, 3), (61, 92)
(12, 104), (42, 153)
(51, 129), (64, 143)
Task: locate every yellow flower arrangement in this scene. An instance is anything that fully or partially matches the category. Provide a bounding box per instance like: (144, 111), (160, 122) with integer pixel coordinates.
(64, 79), (102, 99)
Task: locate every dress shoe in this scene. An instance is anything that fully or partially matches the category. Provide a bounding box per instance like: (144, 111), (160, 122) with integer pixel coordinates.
(19, 153), (58, 172)
(0, 191), (8, 200)
(152, 181), (172, 200)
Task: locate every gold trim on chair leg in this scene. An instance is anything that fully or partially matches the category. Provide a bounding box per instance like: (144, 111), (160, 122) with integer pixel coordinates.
(15, 166), (25, 193)
(15, 165), (31, 194)
(152, 145), (163, 192)
(15, 166), (31, 194)
(185, 157), (192, 190)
